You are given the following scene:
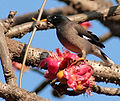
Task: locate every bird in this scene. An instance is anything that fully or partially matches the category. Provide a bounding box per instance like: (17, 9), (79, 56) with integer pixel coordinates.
(41, 15), (114, 65)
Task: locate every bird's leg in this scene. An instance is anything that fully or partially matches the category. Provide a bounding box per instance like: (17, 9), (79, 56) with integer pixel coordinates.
(81, 50), (86, 59)
(71, 50), (86, 65)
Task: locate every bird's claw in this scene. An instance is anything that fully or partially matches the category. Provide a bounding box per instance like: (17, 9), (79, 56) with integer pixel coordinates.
(71, 57), (85, 65)
(32, 17), (37, 21)
(32, 17), (41, 28)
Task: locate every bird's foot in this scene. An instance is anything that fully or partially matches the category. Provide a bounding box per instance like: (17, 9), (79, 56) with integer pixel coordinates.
(71, 57), (85, 65)
(32, 17), (40, 28)
(32, 17), (37, 21)
(32, 17), (47, 22)
(32, 17), (47, 29)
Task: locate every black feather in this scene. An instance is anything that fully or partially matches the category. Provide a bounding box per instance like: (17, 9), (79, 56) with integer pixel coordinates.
(100, 51), (107, 60)
(87, 31), (99, 41)
(88, 40), (105, 48)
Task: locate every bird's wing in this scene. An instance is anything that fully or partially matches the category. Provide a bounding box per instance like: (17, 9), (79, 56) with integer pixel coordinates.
(74, 23), (105, 48)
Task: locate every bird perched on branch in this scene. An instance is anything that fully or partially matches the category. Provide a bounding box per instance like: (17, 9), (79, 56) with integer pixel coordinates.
(41, 15), (114, 65)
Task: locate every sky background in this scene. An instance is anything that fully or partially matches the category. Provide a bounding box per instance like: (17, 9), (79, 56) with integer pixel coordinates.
(0, 0), (120, 101)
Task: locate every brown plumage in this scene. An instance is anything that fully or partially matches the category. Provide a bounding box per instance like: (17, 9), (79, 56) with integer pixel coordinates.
(46, 15), (114, 64)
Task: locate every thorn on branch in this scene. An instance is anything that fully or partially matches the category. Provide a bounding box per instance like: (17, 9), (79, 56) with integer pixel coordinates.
(1, 11), (17, 34)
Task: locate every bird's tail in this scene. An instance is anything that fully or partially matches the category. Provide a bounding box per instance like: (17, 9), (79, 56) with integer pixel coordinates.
(93, 48), (114, 65)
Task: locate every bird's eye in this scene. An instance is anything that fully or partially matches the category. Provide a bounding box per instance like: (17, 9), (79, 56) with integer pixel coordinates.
(53, 16), (57, 19)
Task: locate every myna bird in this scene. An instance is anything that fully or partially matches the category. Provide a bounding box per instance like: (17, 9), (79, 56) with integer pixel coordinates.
(41, 15), (114, 65)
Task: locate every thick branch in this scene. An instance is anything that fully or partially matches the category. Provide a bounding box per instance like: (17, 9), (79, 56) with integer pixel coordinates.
(0, 82), (49, 101)
(6, 5), (120, 38)
(2, 6), (76, 27)
(59, 0), (112, 12)
(6, 38), (120, 85)
(60, 0), (120, 37)
(88, 61), (120, 85)
(0, 25), (17, 86)
(2, 0), (112, 27)
(6, 21), (54, 38)
(6, 37), (48, 67)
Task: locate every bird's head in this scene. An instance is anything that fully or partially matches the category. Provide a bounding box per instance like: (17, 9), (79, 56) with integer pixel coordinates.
(41, 15), (70, 27)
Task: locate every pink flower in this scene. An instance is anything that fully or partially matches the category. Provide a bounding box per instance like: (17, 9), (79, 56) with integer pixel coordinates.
(39, 48), (95, 95)
(39, 48), (79, 80)
(63, 62), (95, 95)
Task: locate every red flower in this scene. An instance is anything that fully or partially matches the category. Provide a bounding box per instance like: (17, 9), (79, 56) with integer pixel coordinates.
(39, 48), (95, 95)
(80, 22), (91, 30)
(39, 48), (79, 80)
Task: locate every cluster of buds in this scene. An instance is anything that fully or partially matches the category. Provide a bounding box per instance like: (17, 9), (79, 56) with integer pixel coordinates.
(39, 48), (95, 95)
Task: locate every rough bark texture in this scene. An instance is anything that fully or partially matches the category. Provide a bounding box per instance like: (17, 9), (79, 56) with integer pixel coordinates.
(5, 37), (120, 86)
(0, 82), (49, 101)
(0, 0), (120, 100)
(0, 25), (17, 87)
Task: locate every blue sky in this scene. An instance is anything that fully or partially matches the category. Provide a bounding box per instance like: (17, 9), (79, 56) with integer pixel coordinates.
(0, 0), (120, 101)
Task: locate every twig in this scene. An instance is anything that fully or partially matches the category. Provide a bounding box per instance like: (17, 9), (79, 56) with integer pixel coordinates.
(33, 80), (51, 94)
(99, 32), (113, 42)
(116, 0), (120, 4)
(0, 11), (17, 33)
(19, 0), (47, 88)
(52, 82), (120, 96)
(0, 25), (17, 86)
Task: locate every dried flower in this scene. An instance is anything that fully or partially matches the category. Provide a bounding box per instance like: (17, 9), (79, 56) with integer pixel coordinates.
(12, 61), (29, 72)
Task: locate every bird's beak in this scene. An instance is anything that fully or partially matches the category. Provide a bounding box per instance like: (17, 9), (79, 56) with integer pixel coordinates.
(40, 19), (47, 22)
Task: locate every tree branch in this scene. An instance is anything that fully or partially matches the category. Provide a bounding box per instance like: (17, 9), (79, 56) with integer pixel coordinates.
(116, 0), (120, 4)
(2, 6), (76, 27)
(59, 0), (112, 12)
(33, 80), (51, 94)
(5, 37), (120, 86)
(0, 81), (49, 101)
(99, 32), (113, 42)
(51, 80), (120, 96)
(88, 60), (120, 85)
(0, 25), (17, 86)
(6, 37), (48, 67)
(92, 85), (120, 96)
(5, 5), (120, 38)
(5, 21), (54, 38)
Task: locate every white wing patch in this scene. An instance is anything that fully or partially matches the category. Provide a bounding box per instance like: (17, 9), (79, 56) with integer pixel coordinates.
(83, 35), (91, 40)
